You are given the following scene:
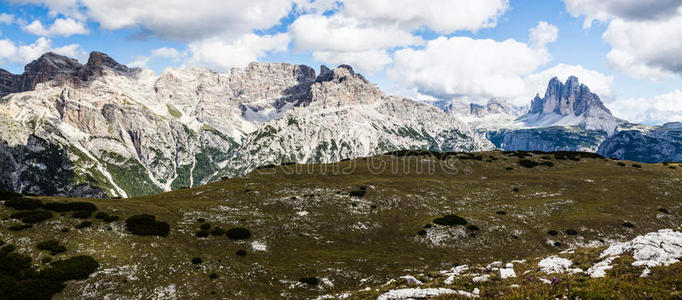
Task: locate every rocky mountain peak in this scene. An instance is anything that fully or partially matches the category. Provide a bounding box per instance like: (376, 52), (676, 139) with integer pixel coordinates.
(315, 64), (369, 84)
(24, 52), (82, 75)
(531, 76), (611, 116)
(308, 64), (381, 107)
(521, 76), (624, 134)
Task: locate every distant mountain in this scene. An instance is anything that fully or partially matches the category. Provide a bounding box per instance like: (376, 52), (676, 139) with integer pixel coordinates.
(444, 77), (681, 161)
(597, 124), (682, 163)
(518, 76), (626, 135)
(0, 52), (492, 198)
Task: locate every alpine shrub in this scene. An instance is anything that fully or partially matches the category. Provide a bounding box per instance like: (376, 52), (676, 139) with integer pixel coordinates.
(8, 224), (32, 231)
(71, 210), (92, 219)
(417, 230), (427, 236)
(75, 221), (92, 229)
(4, 198), (43, 210)
(540, 161), (554, 167)
(299, 277), (319, 286)
(191, 257), (203, 264)
(210, 227), (225, 236)
(423, 224), (432, 229)
(196, 230), (209, 238)
(209, 273), (218, 279)
(623, 222), (635, 228)
(10, 210), (53, 224)
(200, 223), (211, 230)
(466, 225), (480, 231)
(519, 159), (540, 168)
(226, 227), (251, 240)
(43, 202), (96, 212)
(547, 230), (558, 236)
(433, 214), (467, 226)
(36, 240), (67, 255)
(617, 162), (626, 167)
(349, 189), (366, 197)
(125, 214), (170, 237)
(236, 249), (247, 256)
(496, 211), (507, 215)
(658, 208), (670, 214)
(0, 190), (22, 200)
(632, 164), (642, 168)
(565, 229), (578, 235)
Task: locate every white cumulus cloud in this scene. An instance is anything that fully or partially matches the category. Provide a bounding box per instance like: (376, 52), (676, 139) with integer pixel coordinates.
(187, 33), (290, 71)
(290, 14), (423, 73)
(0, 37), (84, 65)
(0, 13), (14, 25)
(23, 18), (89, 37)
(609, 90), (682, 125)
(387, 22), (561, 104)
(342, 0), (510, 33)
(564, 0), (682, 27)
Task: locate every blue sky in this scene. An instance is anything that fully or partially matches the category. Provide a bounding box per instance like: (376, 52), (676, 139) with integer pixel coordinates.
(0, 0), (680, 125)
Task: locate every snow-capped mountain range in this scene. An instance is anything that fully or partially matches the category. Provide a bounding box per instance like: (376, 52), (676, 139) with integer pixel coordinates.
(0, 52), (678, 198)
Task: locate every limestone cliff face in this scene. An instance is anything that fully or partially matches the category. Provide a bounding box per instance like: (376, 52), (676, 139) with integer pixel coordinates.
(521, 76), (625, 135)
(0, 52), (492, 198)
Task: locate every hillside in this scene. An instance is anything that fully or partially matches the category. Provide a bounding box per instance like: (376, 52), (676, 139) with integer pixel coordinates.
(1, 151), (681, 299)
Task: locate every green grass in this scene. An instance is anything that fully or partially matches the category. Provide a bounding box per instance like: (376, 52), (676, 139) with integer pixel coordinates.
(0, 151), (680, 299)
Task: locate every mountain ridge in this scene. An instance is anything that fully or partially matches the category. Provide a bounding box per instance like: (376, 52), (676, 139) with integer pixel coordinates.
(0, 51), (493, 198)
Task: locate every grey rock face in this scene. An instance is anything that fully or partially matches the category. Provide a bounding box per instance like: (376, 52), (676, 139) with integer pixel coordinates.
(598, 126), (682, 163)
(486, 128), (607, 152)
(0, 52), (492, 198)
(521, 76), (625, 135)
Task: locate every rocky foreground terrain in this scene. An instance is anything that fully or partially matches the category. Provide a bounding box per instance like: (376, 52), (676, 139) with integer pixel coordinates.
(1, 151), (680, 299)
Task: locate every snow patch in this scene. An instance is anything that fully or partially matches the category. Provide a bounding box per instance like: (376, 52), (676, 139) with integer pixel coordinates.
(377, 288), (475, 300)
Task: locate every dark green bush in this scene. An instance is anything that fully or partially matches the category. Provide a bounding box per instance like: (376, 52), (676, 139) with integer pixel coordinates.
(547, 230), (558, 236)
(197, 218), (206, 223)
(417, 230), (427, 236)
(565, 229), (578, 235)
(513, 187), (520, 192)
(95, 212), (108, 219)
(496, 211), (507, 215)
(125, 214), (170, 237)
(0, 190), (22, 200)
(226, 227), (251, 240)
(191, 257), (203, 264)
(200, 223), (211, 230)
(466, 225), (480, 231)
(8, 224), (32, 231)
(623, 222), (635, 228)
(423, 224), (432, 229)
(60, 228), (70, 233)
(658, 208), (670, 214)
(0, 244), (98, 300)
(43, 202), (96, 212)
(41, 257), (52, 263)
(36, 240), (67, 255)
(209, 273), (218, 279)
(236, 250), (247, 256)
(75, 221), (92, 229)
(40, 255), (99, 281)
(506, 167), (513, 171)
(3, 198), (43, 210)
(103, 215), (119, 223)
(210, 227), (225, 236)
(519, 159), (540, 168)
(540, 161), (554, 167)
(196, 230), (209, 238)
(299, 277), (319, 286)
(349, 190), (366, 197)
(554, 241), (562, 247)
(10, 210), (53, 224)
(71, 210), (92, 219)
(632, 164), (642, 168)
(433, 214), (467, 226)
(617, 162), (626, 167)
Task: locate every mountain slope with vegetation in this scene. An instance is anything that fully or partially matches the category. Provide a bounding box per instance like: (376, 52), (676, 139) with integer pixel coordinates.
(1, 151), (680, 299)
